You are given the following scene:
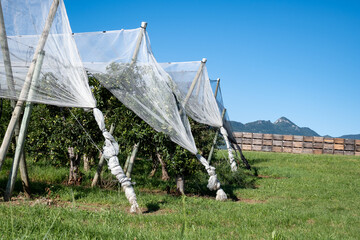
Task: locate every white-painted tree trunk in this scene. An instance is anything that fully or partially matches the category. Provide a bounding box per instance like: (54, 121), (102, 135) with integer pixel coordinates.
(91, 123), (115, 187)
(93, 108), (139, 213)
(220, 127), (237, 172)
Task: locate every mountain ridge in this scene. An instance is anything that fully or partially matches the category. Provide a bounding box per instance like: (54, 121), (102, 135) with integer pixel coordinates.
(230, 117), (360, 139)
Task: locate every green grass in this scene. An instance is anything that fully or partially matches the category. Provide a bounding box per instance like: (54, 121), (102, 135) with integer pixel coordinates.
(0, 151), (359, 239)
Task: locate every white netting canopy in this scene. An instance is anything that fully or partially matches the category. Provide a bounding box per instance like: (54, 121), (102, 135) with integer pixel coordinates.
(0, 0), (96, 108)
(0, 0), (141, 211)
(73, 29), (197, 154)
(159, 61), (222, 128)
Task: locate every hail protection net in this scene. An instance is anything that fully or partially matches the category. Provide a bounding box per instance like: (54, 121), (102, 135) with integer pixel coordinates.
(210, 79), (237, 144)
(0, 0), (96, 108)
(73, 29), (197, 154)
(160, 61), (223, 128)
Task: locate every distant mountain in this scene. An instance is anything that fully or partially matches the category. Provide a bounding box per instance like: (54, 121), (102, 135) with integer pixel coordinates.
(230, 117), (320, 136)
(339, 134), (360, 140)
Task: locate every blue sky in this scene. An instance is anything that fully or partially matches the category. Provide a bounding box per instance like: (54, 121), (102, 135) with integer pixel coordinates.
(65, 0), (360, 137)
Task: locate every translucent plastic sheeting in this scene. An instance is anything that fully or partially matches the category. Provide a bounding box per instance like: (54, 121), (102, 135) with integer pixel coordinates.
(210, 79), (237, 144)
(0, 0), (96, 108)
(160, 61), (223, 128)
(73, 29), (197, 154)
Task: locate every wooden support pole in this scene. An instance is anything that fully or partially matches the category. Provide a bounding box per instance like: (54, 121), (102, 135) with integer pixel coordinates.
(207, 108), (226, 164)
(125, 142), (140, 178)
(13, 118), (31, 197)
(0, 0), (16, 170)
(214, 78), (220, 98)
(131, 22), (147, 64)
(4, 50), (45, 201)
(123, 154), (131, 173)
(0, 1), (31, 194)
(92, 22), (147, 187)
(180, 58), (207, 115)
(91, 123), (115, 187)
(0, 0), (15, 95)
(113, 22), (147, 178)
(0, 0), (60, 170)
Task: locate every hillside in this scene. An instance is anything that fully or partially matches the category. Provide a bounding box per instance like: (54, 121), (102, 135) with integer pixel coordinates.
(230, 117), (320, 136)
(339, 134), (360, 140)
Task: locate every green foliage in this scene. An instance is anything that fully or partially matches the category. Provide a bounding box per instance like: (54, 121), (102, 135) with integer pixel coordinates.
(26, 104), (101, 165)
(21, 74), (219, 183)
(0, 99), (12, 140)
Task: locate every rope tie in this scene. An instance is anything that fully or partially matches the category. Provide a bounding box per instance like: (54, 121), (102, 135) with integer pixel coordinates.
(68, 108), (102, 153)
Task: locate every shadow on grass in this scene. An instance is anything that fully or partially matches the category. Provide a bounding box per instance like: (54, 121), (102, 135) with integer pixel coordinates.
(1, 156), (261, 203)
(143, 202), (160, 214)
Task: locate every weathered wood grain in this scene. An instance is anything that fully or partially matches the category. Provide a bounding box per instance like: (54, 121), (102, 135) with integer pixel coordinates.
(303, 136), (313, 142)
(293, 135), (304, 142)
(263, 134), (273, 140)
(314, 137), (324, 142)
(253, 133), (263, 139)
(273, 146), (282, 152)
(283, 135), (293, 141)
(334, 138), (345, 144)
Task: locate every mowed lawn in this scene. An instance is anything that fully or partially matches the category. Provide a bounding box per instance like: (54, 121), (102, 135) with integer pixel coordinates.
(0, 151), (359, 239)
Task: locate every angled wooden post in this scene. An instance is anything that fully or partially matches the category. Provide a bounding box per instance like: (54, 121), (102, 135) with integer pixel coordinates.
(4, 50), (45, 201)
(0, 0), (16, 170)
(0, 0), (31, 193)
(0, 0), (15, 95)
(123, 153), (131, 173)
(214, 78), (220, 98)
(125, 142), (140, 178)
(119, 22), (147, 178)
(179, 58), (207, 115)
(91, 123), (115, 187)
(92, 22), (147, 184)
(131, 22), (147, 64)
(208, 108), (226, 164)
(0, 0), (60, 170)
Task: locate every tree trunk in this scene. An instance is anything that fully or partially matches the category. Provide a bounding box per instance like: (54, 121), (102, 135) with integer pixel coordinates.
(156, 152), (170, 181)
(68, 147), (80, 185)
(19, 152), (31, 198)
(176, 175), (185, 195)
(148, 153), (158, 177)
(83, 154), (90, 172)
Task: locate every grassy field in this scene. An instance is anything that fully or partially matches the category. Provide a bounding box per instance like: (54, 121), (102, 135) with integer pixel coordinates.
(0, 151), (359, 239)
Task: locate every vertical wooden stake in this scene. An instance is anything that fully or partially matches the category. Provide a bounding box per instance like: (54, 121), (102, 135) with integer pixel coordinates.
(0, 0), (60, 170)
(4, 50), (45, 201)
(125, 142), (140, 178)
(123, 154), (131, 173)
